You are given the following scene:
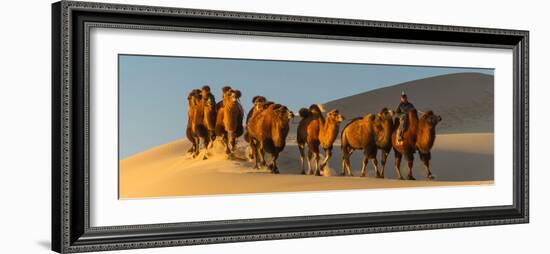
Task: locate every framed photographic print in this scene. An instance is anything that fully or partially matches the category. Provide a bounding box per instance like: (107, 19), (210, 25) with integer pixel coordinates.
(51, 1), (529, 253)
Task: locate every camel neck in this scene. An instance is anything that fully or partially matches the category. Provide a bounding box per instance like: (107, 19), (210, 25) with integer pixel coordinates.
(224, 100), (237, 108)
(408, 110), (419, 131)
(321, 118), (340, 145)
(380, 119), (393, 135)
(272, 114), (289, 147)
(417, 120), (436, 149)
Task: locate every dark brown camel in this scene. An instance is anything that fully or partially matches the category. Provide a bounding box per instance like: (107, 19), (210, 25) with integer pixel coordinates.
(297, 105), (345, 176)
(246, 96), (267, 123)
(186, 89), (209, 158)
(373, 108), (395, 178)
(244, 96), (269, 161)
(391, 109), (441, 180)
(215, 86), (244, 156)
(247, 103), (294, 173)
(340, 108), (395, 177)
(201, 90), (217, 150)
(186, 89), (200, 154)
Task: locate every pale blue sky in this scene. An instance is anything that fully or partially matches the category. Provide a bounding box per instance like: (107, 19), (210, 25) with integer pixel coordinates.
(119, 55), (493, 159)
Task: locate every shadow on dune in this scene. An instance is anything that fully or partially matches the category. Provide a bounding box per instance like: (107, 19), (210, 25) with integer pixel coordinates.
(127, 136), (493, 182)
(276, 144), (493, 181)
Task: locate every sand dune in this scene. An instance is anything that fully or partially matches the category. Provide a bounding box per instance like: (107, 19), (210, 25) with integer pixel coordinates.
(120, 133), (493, 199)
(323, 72), (494, 134)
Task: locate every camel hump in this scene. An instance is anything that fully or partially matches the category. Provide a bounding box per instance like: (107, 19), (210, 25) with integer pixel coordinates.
(221, 86), (231, 93)
(215, 101), (223, 111)
(203, 92), (215, 101)
(188, 89), (200, 98)
(364, 114), (375, 122)
(263, 101), (274, 109)
(342, 117), (363, 132)
(308, 104), (322, 114)
(252, 95), (267, 103)
(268, 103), (283, 110)
(298, 108), (311, 118)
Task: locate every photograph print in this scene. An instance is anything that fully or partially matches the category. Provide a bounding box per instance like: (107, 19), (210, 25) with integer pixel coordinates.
(118, 54), (494, 199)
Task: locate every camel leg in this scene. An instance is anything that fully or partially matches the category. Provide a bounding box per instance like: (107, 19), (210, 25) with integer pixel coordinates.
(187, 144), (195, 154)
(192, 136), (201, 158)
(222, 134), (231, 155)
(248, 148), (254, 160)
(227, 131), (237, 153)
(360, 155), (368, 177)
(370, 158), (379, 178)
(340, 146), (348, 176)
(422, 159), (434, 180)
(248, 143), (255, 161)
(298, 143), (306, 174)
(256, 143), (266, 169)
(314, 153), (322, 176)
(307, 150), (313, 175)
(187, 141), (196, 154)
(259, 147), (266, 167)
(341, 147), (353, 176)
(406, 153), (416, 180)
(341, 153), (346, 176)
(245, 133), (254, 160)
(394, 151), (404, 180)
(208, 132), (215, 149)
(378, 151), (389, 178)
(309, 143), (322, 176)
(270, 152), (280, 174)
(420, 152), (434, 180)
(201, 137), (209, 160)
(320, 148), (332, 174)
(230, 137), (237, 152)
(251, 140), (260, 169)
(345, 149), (354, 176)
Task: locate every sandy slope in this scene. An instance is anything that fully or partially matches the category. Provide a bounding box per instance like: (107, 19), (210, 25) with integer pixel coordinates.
(119, 133), (494, 199)
(323, 73), (494, 134)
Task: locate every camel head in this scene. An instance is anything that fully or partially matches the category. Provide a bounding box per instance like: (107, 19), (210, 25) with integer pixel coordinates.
(221, 86), (232, 94)
(252, 96), (267, 105)
(263, 101), (274, 110)
(220, 86), (232, 101)
(308, 104), (323, 115)
(222, 87), (241, 104)
(202, 92), (215, 107)
(188, 89), (201, 107)
(420, 110), (442, 127)
(252, 96), (267, 111)
(201, 85), (211, 98)
(377, 107), (394, 121)
(273, 104), (294, 121)
(375, 107), (395, 133)
(327, 109), (345, 123)
(229, 89), (241, 103)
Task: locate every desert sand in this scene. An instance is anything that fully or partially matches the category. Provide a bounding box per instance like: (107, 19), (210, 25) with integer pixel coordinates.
(119, 133), (493, 199)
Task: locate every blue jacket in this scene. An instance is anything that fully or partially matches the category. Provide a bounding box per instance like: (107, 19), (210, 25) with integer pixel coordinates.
(395, 102), (415, 114)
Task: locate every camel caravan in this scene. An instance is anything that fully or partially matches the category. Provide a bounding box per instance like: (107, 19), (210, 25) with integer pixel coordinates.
(186, 86), (442, 180)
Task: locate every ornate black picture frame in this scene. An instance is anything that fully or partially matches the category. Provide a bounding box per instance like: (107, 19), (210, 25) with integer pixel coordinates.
(52, 1), (529, 253)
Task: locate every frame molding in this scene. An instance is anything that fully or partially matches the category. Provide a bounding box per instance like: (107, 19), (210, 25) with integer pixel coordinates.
(52, 1), (529, 253)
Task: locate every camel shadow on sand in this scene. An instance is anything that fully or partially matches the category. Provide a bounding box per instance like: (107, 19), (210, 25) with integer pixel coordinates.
(274, 144), (493, 181)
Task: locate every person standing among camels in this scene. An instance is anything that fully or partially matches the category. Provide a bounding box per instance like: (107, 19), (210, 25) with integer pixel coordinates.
(395, 91), (416, 144)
